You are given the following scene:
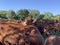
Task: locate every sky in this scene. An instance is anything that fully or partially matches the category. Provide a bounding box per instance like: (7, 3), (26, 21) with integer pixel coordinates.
(0, 0), (60, 15)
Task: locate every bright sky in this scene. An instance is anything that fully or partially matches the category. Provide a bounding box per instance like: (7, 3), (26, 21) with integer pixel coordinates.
(0, 0), (60, 15)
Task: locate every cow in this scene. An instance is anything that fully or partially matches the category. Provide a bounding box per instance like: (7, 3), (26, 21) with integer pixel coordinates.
(1, 25), (44, 45)
(44, 35), (60, 45)
(0, 19), (44, 45)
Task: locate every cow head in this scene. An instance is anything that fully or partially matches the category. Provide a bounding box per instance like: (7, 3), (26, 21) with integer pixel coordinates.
(18, 25), (44, 45)
(44, 35), (60, 45)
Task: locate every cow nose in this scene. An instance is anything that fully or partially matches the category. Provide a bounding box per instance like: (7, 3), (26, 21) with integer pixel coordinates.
(19, 39), (25, 45)
(25, 32), (29, 36)
(20, 39), (25, 43)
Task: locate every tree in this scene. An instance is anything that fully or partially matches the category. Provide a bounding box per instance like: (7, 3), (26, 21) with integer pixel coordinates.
(29, 10), (40, 19)
(0, 10), (7, 19)
(6, 10), (16, 19)
(54, 14), (60, 20)
(43, 12), (53, 20)
(17, 9), (29, 19)
(39, 14), (45, 20)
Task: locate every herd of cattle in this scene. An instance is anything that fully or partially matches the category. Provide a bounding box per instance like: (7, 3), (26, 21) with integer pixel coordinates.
(0, 16), (60, 45)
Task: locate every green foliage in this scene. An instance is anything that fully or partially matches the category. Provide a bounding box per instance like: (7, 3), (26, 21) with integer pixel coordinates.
(6, 10), (16, 19)
(29, 10), (40, 19)
(0, 10), (7, 19)
(14, 15), (20, 20)
(17, 9), (29, 19)
(53, 14), (60, 20)
(43, 12), (53, 20)
(0, 9), (60, 20)
(39, 14), (45, 20)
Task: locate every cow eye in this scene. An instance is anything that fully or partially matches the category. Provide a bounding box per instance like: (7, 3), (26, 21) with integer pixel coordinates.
(31, 29), (37, 34)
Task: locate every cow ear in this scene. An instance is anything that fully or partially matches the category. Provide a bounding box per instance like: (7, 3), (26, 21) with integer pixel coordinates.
(33, 18), (37, 23)
(25, 19), (27, 23)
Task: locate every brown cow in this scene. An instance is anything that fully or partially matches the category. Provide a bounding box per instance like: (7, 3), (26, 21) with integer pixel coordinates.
(0, 19), (44, 45)
(1, 25), (44, 45)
